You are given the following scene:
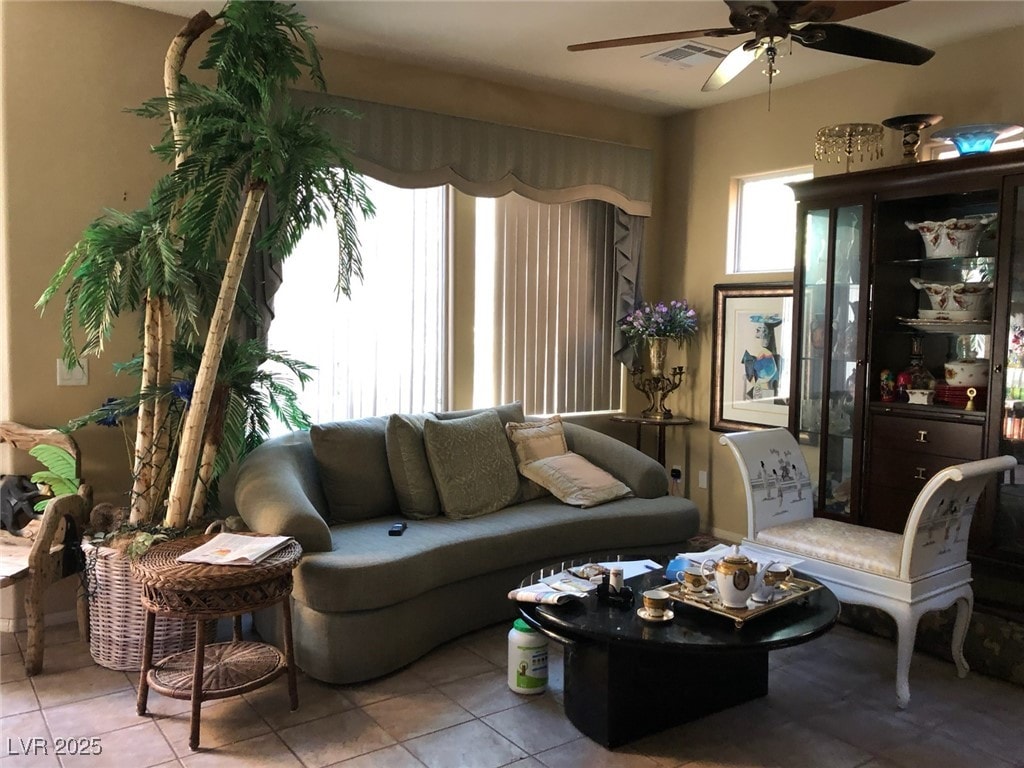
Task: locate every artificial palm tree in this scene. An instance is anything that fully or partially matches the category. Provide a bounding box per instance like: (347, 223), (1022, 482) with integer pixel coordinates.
(38, 1), (373, 530)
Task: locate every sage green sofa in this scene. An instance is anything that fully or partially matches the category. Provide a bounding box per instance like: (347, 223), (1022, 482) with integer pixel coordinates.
(233, 405), (700, 684)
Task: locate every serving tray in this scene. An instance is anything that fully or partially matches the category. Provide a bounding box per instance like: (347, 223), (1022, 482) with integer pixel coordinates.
(661, 577), (823, 628)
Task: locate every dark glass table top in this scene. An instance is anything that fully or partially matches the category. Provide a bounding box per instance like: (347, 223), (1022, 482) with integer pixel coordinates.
(517, 557), (840, 652)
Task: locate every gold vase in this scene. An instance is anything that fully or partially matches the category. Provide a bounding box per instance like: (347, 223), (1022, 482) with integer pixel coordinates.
(629, 337), (686, 420)
(648, 337), (669, 377)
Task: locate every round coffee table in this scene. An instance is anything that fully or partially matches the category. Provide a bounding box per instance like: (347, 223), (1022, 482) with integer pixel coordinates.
(516, 558), (839, 748)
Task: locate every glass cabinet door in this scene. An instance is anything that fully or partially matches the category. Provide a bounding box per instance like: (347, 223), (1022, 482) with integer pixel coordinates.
(796, 205), (864, 517)
(994, 176), (1024, 561)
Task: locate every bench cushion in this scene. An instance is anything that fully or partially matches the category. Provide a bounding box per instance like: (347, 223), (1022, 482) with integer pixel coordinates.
(755, 518), (903, 577)
(293, 494), (699, 612)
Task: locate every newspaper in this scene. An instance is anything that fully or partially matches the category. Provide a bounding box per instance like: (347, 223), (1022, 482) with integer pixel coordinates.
(507, 582), (582, 605)
(176, 533), (293, 566)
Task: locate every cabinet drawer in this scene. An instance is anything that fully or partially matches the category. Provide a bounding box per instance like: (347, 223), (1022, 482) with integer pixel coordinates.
(869, 416), (983, 459)
(861, 482), (917, 533)
(869, 448), (974, 490)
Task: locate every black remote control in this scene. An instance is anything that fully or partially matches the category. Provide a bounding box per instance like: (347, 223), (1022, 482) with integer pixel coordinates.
(388, 522), (407, 536)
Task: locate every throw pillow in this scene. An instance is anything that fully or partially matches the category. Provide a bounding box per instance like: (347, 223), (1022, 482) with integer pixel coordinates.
(310, 417), (398, 522)
(423, 410), (520, 519)
(435, 401), (525, 426)
(519, 452), (632, 508)
(506, 415), (568, 465)
(385, 413), (441, 520)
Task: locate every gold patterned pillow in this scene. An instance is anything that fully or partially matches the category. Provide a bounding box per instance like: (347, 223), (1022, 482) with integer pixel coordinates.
(423, 410), (520, 519)
(505, 415), (568, 465)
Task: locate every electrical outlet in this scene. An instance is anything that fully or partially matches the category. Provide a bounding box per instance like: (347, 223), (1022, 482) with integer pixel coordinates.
(56, 358), (88, 386)
(698, 470), (708, 489)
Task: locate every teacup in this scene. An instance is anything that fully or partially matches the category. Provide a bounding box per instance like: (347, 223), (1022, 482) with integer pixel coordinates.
(642, 589), (671, 618)
(763, 563), (792, 588)
(677, 566), (707, 593)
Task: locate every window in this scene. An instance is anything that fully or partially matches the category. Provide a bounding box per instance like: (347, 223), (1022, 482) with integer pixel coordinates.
(267, 179), (448, 424)
(270, 183), (622, 425)
(730, 167), (812, 274)
(474, 194), (621, 415)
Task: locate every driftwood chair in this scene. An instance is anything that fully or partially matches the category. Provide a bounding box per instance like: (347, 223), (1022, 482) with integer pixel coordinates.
(719, 427), (1016, 708)
(0, 421), (92, 674)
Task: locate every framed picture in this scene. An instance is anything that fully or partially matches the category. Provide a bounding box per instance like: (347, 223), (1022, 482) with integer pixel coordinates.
(711, 282), (794, 432)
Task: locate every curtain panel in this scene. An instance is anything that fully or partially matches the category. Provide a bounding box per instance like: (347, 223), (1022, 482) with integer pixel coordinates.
(290, 90), (654, 216)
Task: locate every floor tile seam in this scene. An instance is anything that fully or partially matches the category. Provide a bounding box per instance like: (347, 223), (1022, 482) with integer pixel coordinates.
(319, 743), (426, 768)
(363, 684), (477, 741)
(150, 706), (273, 756)
(473, 708), (557, 757)
(3, 677), (42, 715)
(31, 678), (134, 711)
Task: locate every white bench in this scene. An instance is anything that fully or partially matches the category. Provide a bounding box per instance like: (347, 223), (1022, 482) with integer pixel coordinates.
(719, 427), (1016, 708)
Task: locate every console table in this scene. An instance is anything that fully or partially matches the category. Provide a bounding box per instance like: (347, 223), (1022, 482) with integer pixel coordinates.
(131, 534), (302, 751)
(610, 414), (694, 467)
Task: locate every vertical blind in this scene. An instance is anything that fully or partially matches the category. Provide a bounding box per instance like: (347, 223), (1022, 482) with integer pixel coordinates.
(266, 179), (447, 425)
(488, 194), (621, 415)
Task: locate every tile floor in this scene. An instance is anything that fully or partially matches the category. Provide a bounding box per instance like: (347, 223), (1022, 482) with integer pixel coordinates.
(1, 620), (1022, 768)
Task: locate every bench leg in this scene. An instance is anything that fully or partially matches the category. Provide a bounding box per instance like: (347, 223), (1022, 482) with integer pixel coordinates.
(894, 607), (922, 710)
(951, 592), (973, 679)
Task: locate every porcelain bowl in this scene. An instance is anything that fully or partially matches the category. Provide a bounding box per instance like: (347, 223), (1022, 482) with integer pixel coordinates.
(944, 359), (989, 387)
(910, 278), (992, 316)
(906, 215), (997, 259)
(907, 389), (934, 405)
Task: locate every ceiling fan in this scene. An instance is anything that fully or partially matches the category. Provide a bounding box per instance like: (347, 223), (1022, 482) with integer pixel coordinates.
(568, 1), (935, 93)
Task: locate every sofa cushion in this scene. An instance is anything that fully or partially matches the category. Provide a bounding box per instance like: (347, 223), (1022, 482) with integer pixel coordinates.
(506, 415), (568, 464)
(520, 452), (632, 508)
(423, 410), (520, 519)
(386, 413), (441, 520)
(435, 401), (525, 426)
(292, 494), (700, 613)
(310, 416), (398, 522)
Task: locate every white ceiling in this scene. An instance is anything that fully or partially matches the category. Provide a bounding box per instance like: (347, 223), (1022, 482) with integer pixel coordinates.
(122, 1), (1024, 114)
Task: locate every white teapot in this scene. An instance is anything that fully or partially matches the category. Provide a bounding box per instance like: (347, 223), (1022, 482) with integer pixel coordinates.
(701, 546), (772, 609)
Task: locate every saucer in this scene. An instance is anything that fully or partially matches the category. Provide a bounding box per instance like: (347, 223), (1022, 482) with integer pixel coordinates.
(637, 607), (674, 623)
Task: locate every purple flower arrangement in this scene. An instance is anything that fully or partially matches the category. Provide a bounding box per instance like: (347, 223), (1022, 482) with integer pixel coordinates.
(619, 300), (699, 348)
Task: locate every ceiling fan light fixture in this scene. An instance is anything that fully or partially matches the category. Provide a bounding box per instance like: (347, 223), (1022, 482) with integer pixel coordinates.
(815, 123), (885, 166)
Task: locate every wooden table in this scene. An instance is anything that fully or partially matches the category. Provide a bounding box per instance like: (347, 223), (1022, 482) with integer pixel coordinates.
(610, 414), (694, 467)
(131, 534), (302, 751)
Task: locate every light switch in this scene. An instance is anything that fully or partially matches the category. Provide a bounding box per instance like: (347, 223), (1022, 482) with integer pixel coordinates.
(56, 358), (88, 386)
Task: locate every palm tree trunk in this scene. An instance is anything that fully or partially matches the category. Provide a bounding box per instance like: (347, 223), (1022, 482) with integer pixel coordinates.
(146, 298), (175, 516)
(129, 297), (159, 524)
(165, 182), (267, 529)
(147, 10), (215, 528)
(188, 384), (229, 526)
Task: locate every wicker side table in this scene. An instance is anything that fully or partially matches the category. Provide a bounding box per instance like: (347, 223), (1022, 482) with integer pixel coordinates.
(130, 534), (302, 751)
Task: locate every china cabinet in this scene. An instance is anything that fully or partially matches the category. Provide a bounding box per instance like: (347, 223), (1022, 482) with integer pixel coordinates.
(789, 148), (1024, 568)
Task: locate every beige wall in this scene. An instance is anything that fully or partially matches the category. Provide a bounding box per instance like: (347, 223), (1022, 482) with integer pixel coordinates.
(0, 1), (663, 504)
(657, 26), (1024, 541)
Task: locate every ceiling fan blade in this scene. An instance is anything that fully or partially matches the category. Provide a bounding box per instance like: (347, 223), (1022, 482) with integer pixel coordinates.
(796, 22), (934, 64)
(795, 1), (908, 24)
(568, 27), (743, 52)
(702, 43), (765, 92)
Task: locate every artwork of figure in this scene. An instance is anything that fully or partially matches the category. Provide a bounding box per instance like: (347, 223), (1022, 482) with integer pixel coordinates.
(742, 313), (783, 401)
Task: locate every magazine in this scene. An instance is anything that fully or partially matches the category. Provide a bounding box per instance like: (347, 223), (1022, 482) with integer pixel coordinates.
(176, 533), (294, 566)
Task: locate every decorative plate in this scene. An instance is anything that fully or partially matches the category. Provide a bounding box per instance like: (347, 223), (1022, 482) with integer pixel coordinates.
(897, 318), (991, 335)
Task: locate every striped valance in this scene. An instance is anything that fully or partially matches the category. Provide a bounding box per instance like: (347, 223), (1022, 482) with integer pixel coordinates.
(291, 91), (653, 216)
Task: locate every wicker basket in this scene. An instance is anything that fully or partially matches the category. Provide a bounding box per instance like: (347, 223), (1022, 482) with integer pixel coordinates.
(86, 545), (204, 671)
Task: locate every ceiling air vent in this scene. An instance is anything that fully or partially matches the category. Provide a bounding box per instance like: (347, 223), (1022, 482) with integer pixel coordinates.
(643, 42), (729, 69)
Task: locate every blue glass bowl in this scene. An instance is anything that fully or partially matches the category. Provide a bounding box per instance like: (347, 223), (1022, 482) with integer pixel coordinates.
(932, 123), (1023, 156)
